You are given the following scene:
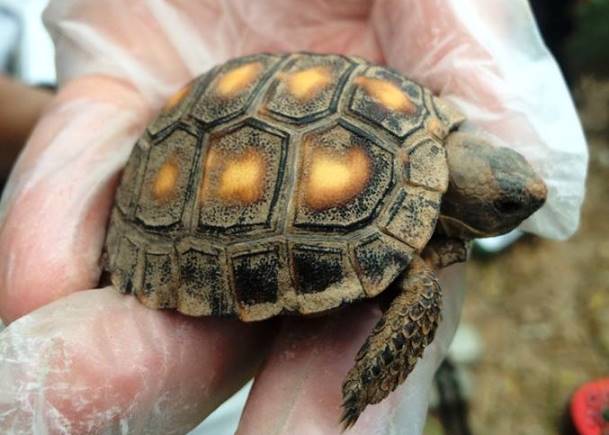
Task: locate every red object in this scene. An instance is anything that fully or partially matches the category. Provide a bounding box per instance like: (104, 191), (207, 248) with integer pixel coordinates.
(571, 378), (609, 435)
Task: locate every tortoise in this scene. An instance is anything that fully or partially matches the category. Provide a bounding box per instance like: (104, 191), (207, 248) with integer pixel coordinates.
(103, 53), (547, 428)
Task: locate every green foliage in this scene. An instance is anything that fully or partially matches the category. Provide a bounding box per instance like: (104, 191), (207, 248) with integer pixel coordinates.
(568, 0), (609, 75)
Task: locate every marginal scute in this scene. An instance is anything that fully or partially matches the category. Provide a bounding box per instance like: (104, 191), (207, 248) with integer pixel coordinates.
(379, 187), (442, 250)
(103, 210), (122, 269)
(352, 233), (414, 297)
(294, 122), (394, 231)
(431, 95), (465, 131)
(264, 54), (354, 123)
(231, 245), (283, 308)
(291, 244), (344, 294)
(425, 116), (448, 141)
(406, 140), (449, 193)
(349, 67), (427, 138)
(177, 245), (230, 316)
(136, 129), (197, 228)
(112, 237), (140, 294)
(198, 123), (287, 233)
(288, 241), (365, 314)
(140, 250), (177, 308)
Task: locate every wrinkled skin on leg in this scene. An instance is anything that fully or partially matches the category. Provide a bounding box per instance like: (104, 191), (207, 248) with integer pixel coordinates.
(340, 237), (467, 429)
(341, 256), (441, 428)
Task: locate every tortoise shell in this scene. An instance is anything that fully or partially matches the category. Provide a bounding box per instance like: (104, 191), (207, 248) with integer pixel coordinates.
(104, 53), (464, 321)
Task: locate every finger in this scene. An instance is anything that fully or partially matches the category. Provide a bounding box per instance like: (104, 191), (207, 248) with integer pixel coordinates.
(0, 77), (149, 323)
(210, 0), (382, 60)
(45, 0), (384, 94)
(372, 0), (587, 239)
(0, 287), (271, 434)
(236, 265), (465, 434)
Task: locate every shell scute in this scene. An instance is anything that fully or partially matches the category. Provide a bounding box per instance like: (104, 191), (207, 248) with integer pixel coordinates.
(191, 54), (281, 126)
(197, 122), (288, 234)
(136, 129), (198, 229)
(293, 122), (395, 231)
(263, 53), (355, 123)
(348, 67), (428, 139)
(379, 187), (442, 251)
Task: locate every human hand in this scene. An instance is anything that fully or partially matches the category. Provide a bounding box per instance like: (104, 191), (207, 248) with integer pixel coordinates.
(0, 1), (586, 434)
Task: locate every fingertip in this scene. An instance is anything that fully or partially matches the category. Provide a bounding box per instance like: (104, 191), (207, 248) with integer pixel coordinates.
(236, 304), (393, 435)
(0, 183), (109, 323)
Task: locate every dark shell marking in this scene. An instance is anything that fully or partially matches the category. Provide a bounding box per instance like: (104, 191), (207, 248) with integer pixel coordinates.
(104, 53), (460, 321)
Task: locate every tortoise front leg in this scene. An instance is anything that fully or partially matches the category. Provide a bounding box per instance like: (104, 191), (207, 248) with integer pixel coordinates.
(341, 255), (442, 428)
(340, 237), (467, 428)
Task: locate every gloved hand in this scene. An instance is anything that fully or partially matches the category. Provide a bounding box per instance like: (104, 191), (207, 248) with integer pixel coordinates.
(0, 1), (587, 434)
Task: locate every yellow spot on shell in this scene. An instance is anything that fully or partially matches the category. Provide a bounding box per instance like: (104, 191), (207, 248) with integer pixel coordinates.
(304, 145), (371, 210)
(163, 82), (192, 111)
(216, 62), (262, 97)
(200, 148), (266, 205)
(153, 160), (179, 200)
(284, 66), (332, 100)
(354, 76), (415, 113)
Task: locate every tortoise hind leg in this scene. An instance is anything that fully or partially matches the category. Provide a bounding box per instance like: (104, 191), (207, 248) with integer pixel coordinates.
(341, 256), (442, 428)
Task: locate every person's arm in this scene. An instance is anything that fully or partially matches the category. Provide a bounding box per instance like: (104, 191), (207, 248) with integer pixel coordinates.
(0, 75), (52, 175)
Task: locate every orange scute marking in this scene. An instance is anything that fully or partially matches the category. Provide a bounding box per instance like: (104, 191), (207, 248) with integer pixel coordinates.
(163, 82), (192, 111)
(200, 148), (266, 204)
(284, 66), (332, 100)
(354, 76), (415, 113)
(216, 62), (263, 97)
(153, 160), (179, 200)
(304, 145), (371, 210)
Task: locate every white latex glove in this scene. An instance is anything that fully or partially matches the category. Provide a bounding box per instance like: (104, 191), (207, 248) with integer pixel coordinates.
(0, 1), (587, 434)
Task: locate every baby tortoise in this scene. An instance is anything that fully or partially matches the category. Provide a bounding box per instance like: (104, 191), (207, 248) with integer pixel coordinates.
(103, 53), (547, 428)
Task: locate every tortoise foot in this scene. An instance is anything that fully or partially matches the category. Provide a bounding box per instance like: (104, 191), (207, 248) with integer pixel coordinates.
(340, 257), (442, 429)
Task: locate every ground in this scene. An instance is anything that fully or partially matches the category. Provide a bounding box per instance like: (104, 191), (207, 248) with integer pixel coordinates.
(453, 77), (609, 435)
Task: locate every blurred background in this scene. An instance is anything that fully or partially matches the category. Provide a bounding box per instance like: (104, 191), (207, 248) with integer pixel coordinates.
(0, 1), (607, 434)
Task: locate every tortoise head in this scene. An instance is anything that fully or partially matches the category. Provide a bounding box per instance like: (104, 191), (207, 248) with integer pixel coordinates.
(439, 132), (547, 239)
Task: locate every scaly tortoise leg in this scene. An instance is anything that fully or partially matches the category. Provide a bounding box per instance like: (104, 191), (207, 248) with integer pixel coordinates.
(341, 237), (467, 428)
